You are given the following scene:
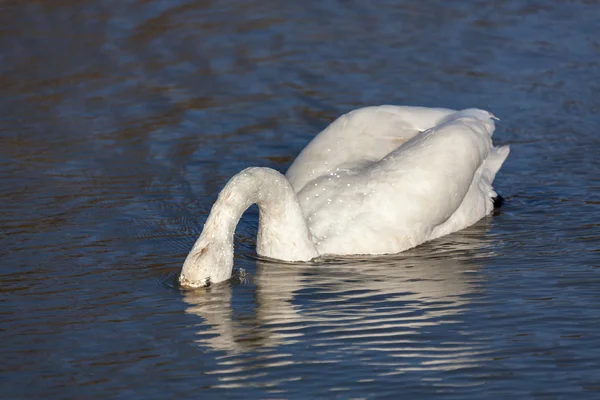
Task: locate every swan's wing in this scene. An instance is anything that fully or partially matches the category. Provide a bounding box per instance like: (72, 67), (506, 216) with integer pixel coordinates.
(286, 105), (457, 192)
(300, 109), (499, 255)
(430, 143), (510, 239)
(483, 144), (510, 183)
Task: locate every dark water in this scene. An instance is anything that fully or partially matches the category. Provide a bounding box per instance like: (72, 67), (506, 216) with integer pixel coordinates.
(2, 0), (599, 398)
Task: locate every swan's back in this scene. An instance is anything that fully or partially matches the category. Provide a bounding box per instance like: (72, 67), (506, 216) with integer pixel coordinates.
(294, 108), (509, 256)
(286, 105), (456, 192)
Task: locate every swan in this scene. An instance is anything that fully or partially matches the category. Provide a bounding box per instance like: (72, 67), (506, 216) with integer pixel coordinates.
(179, 106), (510, 287)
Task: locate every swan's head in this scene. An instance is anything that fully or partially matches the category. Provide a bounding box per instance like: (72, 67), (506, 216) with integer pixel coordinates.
(179, 243), (233, 288)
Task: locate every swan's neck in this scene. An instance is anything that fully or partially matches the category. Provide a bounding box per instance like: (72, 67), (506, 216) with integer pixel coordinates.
(180, 167), (318, 287)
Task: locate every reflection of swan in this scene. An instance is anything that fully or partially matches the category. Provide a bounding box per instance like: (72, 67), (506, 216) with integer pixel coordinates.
(182, 220), (492, 357)
(180, 106), (509, 287)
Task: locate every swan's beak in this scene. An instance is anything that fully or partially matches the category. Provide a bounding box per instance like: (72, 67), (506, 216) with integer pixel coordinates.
(489, 112), (500, 121)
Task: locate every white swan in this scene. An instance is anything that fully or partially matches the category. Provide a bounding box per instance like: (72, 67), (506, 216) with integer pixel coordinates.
(179, 106), (510, 287)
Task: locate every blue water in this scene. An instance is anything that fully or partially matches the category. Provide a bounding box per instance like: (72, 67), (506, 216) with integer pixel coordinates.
(1, 0), (599, 398)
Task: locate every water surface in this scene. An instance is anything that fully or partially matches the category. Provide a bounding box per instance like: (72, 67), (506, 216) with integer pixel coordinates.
(2, 0), (600, 398)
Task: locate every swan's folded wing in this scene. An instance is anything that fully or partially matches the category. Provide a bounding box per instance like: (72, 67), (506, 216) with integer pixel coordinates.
(304, 110), (497, 255)
(286, 105), (457, 192)
(483, 145), (510, 183)
(377, 110), (493, 212)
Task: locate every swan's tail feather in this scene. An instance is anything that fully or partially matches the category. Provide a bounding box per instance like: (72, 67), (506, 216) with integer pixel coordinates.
(483, 145), (510, 183)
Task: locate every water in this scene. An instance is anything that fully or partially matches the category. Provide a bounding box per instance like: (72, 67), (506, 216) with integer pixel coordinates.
(1, 0), (599, 398)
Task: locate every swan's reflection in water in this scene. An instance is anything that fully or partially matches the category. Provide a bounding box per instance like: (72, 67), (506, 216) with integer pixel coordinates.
(182, 220), (496, 384)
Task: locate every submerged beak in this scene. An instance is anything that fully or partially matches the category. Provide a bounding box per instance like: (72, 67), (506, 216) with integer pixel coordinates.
(179, 275), (211, 288)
